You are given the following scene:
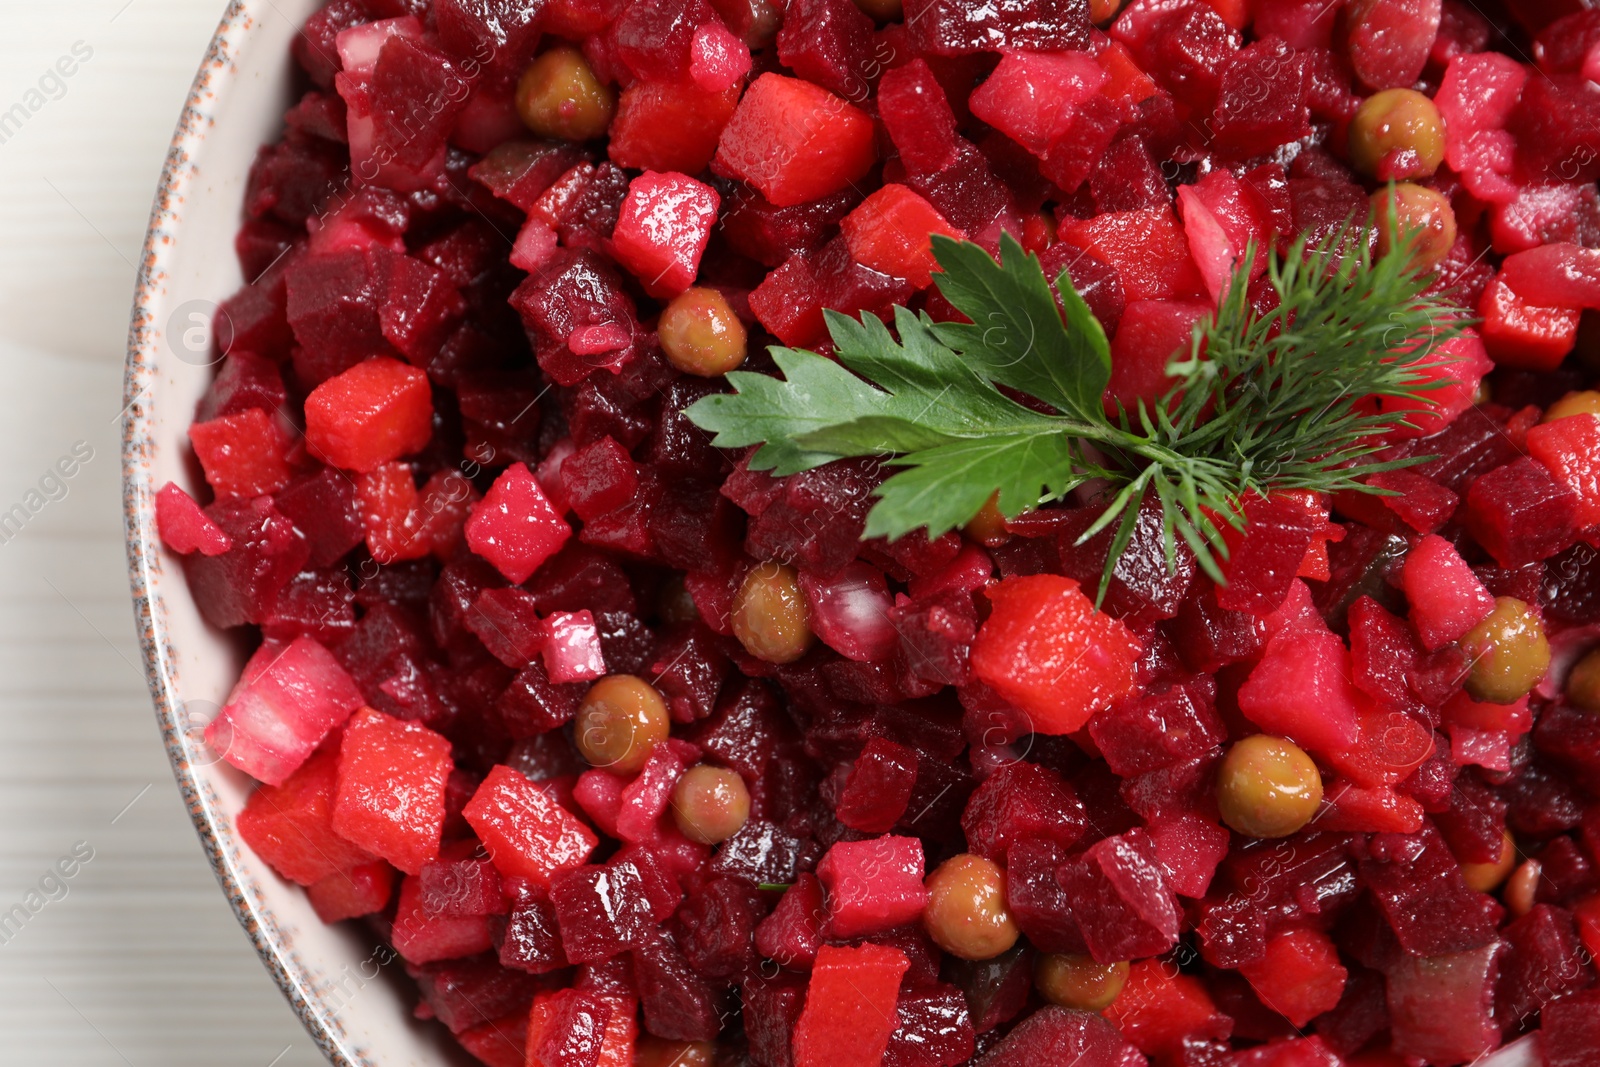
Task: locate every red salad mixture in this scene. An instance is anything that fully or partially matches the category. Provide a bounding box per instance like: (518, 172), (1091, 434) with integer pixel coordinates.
(153, 0), (1600, 1064)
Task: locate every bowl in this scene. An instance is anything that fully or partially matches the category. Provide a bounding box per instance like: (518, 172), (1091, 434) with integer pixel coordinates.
(122, 3), (468, 1063)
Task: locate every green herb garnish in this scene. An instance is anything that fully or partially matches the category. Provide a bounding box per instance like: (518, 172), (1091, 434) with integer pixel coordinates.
(686, 224), (1462, 597)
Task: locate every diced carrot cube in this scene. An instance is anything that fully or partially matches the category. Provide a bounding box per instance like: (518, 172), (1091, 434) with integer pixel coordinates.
(840, 184), (964, 288)
(1528, 413), (1600, 530)
(792, 943), (909, 1067)
(466, 462), (572, 583)
(236, 746), (375, 886)
(970, 575), (1142, 735)
(713, 73), (876, 207)
(611, 171), (720, 298)
(189, 407), (292, 498)
(332, 708), (452, 874)
(304, 355), (434, 471)
(1478, 275), (1581, 371)
(463, 764), (598, 886)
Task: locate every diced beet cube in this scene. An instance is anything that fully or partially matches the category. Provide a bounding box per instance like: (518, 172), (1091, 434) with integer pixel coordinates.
(1106, 298), (1211, 412)
(500, 889), (568, 974)
(713, 73), (876, 207)
(464, 587), (545, 669)
(1236, 618), (1361, 755)
(839, 184), (963, 289)
(1361, 823), (1499, 956)
(510, 249), (639, 387)
(466, 463), (573, 584)
(709, 818), (820, 886)
(968, 50), (1106, 155)
(609, 0), (714, 82)
(550, 858), (662, 963)
(816, 835), (929, 938)
(611, 171), (720, 299)
(541, 610), (606, 683)
(1545, 988), (1600, 1067)
(614, 740), (695, 843)
(419, 858), (506, 920)
(743, 972), (807, 1067)
(1496, 904), (1594, 1025)
(303, 356), (432, 473)
(1057, 829), (1180, 964)
(775, 0), (875, 99)
(835, 738), (918, 834)
(206, 636), (363, 786)
(969, 575), (1141, 735)
(960, 760), (1085, 860)
(883, 984), (975, 1067)
(1529, 414), (1600, 531)
(972, 1006), (1143, 1067)
(1144, 813), (1229, 898)
(236, 747), (375, 886)
(631, 927), (721, 1042)
(877, 59), (960, 174)
(306, 860), (393, 923)
(903, 0), (1090, 54)
(391, 873), (496, 965)
(331, 708), (451, 874)
(273, 468), (364, 569)
(462, 764), (598, 886)
(690, 19), (750, 92)
(1383, 940), (1500, 1064)
(1063, 207), (1203, 305)
(285, 249), (394, 380)
(189, 408), (291, 499)
(1479, 276), (1582, 371)
(1088, 679), (1223, 777)
(755, 872), (827, 969)
(1003, 838), (1084, 954)
(1214, 492), (1326, 615)
(1401, 533), (1496, 650)
(1211, 38), (1310, 160)
(1466, 457), (1582, 567)
(563, 437), (639, 523)
(155, 481), (232, 556)
(792, 943), (910, 1067)
(412, 961), (538, 1044)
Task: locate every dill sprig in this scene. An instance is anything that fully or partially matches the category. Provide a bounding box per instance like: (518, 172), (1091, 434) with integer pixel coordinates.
(685, 221), (1465, 598)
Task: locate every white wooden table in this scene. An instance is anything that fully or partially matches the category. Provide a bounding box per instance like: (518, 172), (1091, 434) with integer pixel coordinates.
(0, 2), (328, 1062)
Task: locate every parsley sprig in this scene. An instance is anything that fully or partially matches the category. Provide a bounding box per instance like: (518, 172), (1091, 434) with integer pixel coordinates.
(686, 224), (1463, 595)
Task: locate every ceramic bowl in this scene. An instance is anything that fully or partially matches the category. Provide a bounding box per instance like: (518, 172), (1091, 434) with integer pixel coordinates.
(122, 3), (468, 1063)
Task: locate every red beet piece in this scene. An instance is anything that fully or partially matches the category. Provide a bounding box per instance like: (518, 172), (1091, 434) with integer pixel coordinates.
(835, 737), (918, 834)
(1361, 823), (1499, 956)
(419, 857), (506, 919)
(1004, 838), (1086, 954)
(903, 0), (1090, 54)
(630, 928), (722, 1042)
(1237, 615), (1361, 755)
(500, 889), (568, 974)
(1495, 904), (1594, 1026)
(1057, 828), (1180, 963)
(877, 59), (960, 175)
(756, 873), (827, 970)
(550, 852), (677, 963)
(1211, 39), (1310, 160)
(1088, 678), (1223, 777)
(415, 955), (541, 1035)
(709, 818), (820, 887)
(678, 875), (764, 980)
(960, 760), (1086, 860)
(509, 249), (638, 388)
(1465, 457), (1582, 568)
(188, 408), (291, 500)
(742, 972), (807, 1067)
(1401, 533), (1496, 651)
(532, 988), (614, 1067)
(776, 0), (876, 100)
(974, 1006), (1144, 1067)
(882, 984), (976, 1067)
(1545, 988), (1600, 1067)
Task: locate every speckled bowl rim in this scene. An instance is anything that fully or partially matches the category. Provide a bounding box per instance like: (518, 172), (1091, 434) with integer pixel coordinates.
(121, 4), (367, 1064)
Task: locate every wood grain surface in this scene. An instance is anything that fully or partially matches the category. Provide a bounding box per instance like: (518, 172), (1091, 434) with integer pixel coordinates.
(0, 2), (329, 1063)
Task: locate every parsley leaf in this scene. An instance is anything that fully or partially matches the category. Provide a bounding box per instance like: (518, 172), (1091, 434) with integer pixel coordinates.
(684, 219), (1463, 599)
